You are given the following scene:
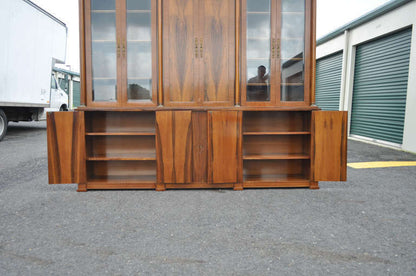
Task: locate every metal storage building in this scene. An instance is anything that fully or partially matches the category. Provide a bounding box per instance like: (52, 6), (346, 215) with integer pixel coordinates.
(52, 67), (81, 109)
(315, 0), (416, 153)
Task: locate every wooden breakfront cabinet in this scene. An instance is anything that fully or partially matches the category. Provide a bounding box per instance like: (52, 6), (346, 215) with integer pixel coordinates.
(47, 0), (347, 191)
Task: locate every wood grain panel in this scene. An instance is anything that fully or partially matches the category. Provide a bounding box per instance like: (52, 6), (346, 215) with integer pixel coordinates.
(200, 0), (235, 106)
(47, 112), (86, 184)
(313, 111), (347, 181)
(209, 111), (239, 183)
(162, 0), (198, 106)
(192, 112), (208, 183)
(156, 111), (193, 183)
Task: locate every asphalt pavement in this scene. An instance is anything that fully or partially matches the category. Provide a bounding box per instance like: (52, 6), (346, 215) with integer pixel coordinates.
(0, 121), (415, 275)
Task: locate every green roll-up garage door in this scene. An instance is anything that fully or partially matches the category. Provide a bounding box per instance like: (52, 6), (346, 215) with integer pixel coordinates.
(73, 81), (81, 108)
(351, 28), (412, 145)
(316, 51), (343, 110)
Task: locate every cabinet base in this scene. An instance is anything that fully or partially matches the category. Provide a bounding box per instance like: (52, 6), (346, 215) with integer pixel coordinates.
(77, 184), (87, 192)
(76, 181), (319, 191)
(309, 181), (320, 189)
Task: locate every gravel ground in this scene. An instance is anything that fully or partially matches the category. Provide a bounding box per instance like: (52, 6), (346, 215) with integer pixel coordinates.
(0, 121), (415, 275)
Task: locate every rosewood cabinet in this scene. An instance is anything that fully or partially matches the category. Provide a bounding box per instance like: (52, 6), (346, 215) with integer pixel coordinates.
(47, 0), (347, 191)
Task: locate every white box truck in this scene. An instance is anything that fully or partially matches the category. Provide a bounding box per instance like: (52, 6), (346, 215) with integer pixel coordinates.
(0, 0), (68, 141)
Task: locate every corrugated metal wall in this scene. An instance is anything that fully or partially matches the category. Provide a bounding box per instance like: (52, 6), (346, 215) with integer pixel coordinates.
(315, 52), (343, 110)
(351, 28), (412, 145)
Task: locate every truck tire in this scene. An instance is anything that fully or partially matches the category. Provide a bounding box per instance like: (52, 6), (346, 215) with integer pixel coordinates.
(0, 109), (7, 141)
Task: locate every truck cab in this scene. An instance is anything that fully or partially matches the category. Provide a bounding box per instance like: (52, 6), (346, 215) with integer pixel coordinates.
(49, 74), (69, 111)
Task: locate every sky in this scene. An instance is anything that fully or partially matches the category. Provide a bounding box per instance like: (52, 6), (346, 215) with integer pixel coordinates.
(29, 0), (392, 73)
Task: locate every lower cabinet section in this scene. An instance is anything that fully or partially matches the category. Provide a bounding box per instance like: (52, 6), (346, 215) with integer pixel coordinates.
(47, 110), (347, 191)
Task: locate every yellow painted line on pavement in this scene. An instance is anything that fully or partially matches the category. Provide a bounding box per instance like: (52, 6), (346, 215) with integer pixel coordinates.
(348, 161), (416, 169)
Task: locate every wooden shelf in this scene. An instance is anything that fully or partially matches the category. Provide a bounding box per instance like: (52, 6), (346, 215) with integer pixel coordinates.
(243, 154), (309, 160)
(247, 37), (269, 40)
(244, 174), (309, 183)
(243, 131), (310, 135)
(86, 132), (155, 136)
(87, 175), (156, 184)
(91, 10), (115, 13)
(281, 37), (303, 40)
(92, 77), (117, 80)
(282, 12), (304, 15)
(128, 77), (151, 80)
(87, 154), (156, 161)
(247, 57), (270, 61)
(281, 83), (304, 86)
(127, 40), (151, 43)
(243, 111), (311, 133)
(282, 58), (303, 61)
(127, 10), (151, 13)
(92, 40), (116, 43)
(247, 11), (270, 15)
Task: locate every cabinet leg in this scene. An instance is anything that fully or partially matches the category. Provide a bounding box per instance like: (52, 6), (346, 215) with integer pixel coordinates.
(156, 184), (166, 191)
(233, 183), (244, 191)
(309, 181), (319, 190)
(77, 183), (87, 192)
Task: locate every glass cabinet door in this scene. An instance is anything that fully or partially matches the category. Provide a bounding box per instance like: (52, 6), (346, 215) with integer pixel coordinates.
(280, 0), (305, 102)
(86, 0), (157, 107)
(242, 0), (308, 106)
(124, 0), (157, 105)
(88, 0), (119, 105)
(242, 0), (276, 105)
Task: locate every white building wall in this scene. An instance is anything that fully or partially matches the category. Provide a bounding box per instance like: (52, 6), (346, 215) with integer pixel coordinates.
(316, 0), (416, 153)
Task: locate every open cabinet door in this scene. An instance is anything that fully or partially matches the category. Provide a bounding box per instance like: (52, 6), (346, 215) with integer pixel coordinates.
(313, 111), (347, 181)
(47, 111), (85, 184)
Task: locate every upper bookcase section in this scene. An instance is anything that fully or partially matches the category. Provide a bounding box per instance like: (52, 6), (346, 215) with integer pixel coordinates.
(80, 0), (316, 109)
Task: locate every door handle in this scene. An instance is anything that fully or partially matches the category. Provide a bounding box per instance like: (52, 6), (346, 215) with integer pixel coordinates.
(276, 39), (280, 59)
(200, 38), (203, 58)
(117, 39), (121, 58)
(195, 37), (199, 58)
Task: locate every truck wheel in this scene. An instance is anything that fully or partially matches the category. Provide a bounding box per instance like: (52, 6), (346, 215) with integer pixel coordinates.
(59, 105), (68, 111)
(0, 109), (7, 142)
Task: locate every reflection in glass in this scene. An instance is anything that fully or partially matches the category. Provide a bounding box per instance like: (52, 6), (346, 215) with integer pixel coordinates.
(91, 0), (115, 10)
(93, 79), (117, 101)
(281, 38), (304, 59)
(91, 13), (116, 41)
(281, 56), (304, 84)
(127, 12), (151, 41)
(281, 85), (304, 101)
(281, 14), (304, 38)
(247, 39), (270, 59)
(246, 0), (271, 102)
(280, 0), (305, 102)
(247, 65), (270, 101)
(126, 0), (152, 101)
(92, 42), (117, 78)
(247, 14), (270, 38)
(247, 0), (270, 12)
(128, 79), (152, 100)
(127, 0), (151, 10)
(282, 0), (305, 12)
(127, 42), (151, 78)
(90, 0), (117, 102)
